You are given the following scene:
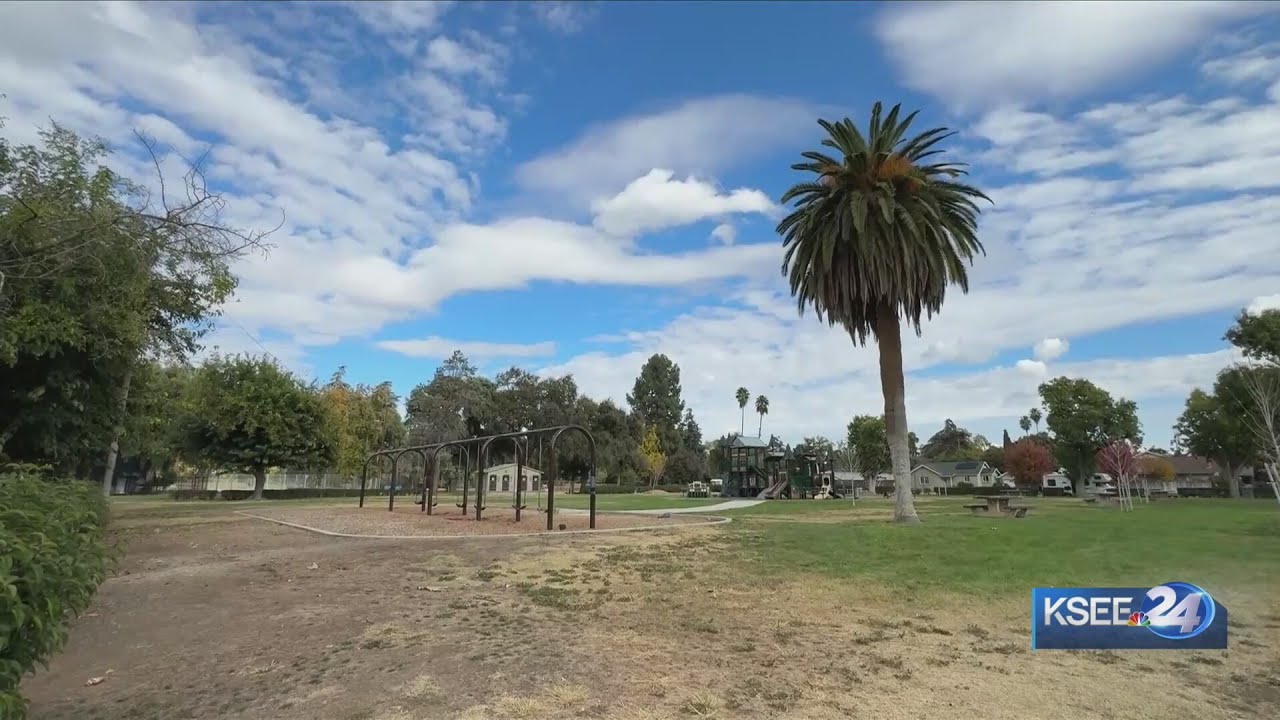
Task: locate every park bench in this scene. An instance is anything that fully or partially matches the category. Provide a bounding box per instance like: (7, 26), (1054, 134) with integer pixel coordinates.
(1008, 506), (1030, 518)
(963, 503), (988, 515)
(1082, 497), (1098, 504)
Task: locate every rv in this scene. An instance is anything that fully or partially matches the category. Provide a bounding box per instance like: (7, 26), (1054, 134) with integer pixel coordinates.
(1041, 471), (1117, 497)
(708, 478), (723, 496)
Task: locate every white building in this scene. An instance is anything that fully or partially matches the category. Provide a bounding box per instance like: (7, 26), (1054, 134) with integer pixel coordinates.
(482, 463), (543, 493)
(911, 461), (1006, 493)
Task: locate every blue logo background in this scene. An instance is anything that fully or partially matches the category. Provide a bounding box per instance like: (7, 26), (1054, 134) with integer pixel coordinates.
(1032, 582), (1228, 650)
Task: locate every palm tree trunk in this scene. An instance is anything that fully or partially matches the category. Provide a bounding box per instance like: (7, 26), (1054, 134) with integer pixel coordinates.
(740, 408), (745, 436)
(758, 414), (763, 437)
(876, 302), (919, 523)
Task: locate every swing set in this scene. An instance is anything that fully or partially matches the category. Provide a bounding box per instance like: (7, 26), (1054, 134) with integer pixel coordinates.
(357, 425), (599, 530)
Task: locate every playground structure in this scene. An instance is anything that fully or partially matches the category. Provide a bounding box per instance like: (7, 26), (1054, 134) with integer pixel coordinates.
(718, 435), (841, 500)
(358, 425), (597, 530)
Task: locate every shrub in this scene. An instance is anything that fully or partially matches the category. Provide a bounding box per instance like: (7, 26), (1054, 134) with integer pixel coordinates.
(1, 474), (112, 718)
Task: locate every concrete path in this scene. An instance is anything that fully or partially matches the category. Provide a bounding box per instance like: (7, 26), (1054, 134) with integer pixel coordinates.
(620, 499), (765, 515)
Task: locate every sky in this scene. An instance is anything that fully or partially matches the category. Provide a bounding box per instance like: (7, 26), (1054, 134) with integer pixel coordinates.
(2, 1), (1278, 450)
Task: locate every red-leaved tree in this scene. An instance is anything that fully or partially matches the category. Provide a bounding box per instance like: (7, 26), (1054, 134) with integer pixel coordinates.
(1005, 439), (1056, 487)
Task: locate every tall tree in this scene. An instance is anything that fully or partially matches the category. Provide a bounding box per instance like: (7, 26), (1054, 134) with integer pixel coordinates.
(919, 418), (982, 460)
(1225, 308), (1280, 364)
(319, 368), (405, 480)
(1019, 416), (1032, 435)
(405, 351), (495, 445)
(754, 394), (770, 436)
(178, 355), (333, 499)
(735, 387), (749, 435)
(847, 415), (891, 491)
(0, 124), (261, 484)
(1174, 368), (1257, 498)
(778, 103), (990, 523)
(981, 445), (1005, 472)
(1039, 377), (1142, 495)
(626, 354), (684, 454)
(678, 409), (703, 454)
(1028, 407), (1043, 432)
(796, 435), (835, 461)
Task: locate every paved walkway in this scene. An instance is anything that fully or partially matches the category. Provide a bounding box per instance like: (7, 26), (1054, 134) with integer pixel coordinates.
(621, 499), (765, 515)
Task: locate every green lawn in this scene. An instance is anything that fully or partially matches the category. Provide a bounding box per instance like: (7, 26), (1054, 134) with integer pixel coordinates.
(722, 496), (1280, 602)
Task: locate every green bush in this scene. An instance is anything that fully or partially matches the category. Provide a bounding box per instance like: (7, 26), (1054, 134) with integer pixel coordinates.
(1, 474), (112, 719)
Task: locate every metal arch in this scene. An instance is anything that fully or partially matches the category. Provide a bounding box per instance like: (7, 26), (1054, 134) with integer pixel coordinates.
(477, 432), (531, 522)
(387, 447), (430, 512)
(422, 443), (469, 515)
(359, 449), (400, 508)
(547, 424), (599, 530)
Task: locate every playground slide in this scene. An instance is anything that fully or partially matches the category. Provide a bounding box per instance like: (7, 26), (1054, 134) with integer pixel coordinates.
(757, 477), (789, 499)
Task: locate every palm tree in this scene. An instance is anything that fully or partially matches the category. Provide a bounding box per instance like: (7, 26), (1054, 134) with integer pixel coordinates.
(735, 387), (749, 435)
(1028, 407), (1042, 432)
(778, 102), (990, 523)
(755, 395), (769, 436)
(1019, 416), (1032, 435)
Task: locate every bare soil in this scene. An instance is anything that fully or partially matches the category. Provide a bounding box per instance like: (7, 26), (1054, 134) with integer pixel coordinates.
(21, 504), (1280, 720)
(246, 505), (713, 536)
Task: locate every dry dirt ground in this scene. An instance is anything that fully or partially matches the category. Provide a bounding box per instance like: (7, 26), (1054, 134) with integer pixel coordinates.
(22, 503), (1280, 720)
(244, 506), (714, 536)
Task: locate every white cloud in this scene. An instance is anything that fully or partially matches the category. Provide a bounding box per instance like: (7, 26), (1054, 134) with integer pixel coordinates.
(514, 94), (819, 209)
(1033, 338), (1070, 362)
(1247, 294), (1280, 314)
(422, 35), (504, 84)
(377, 337), (556, 360)
(1201, 42), (1280, 84)
(1015, 359), (1049, 378)
(591, 169), (775, 237)
(875, 1), (1269, 109)
(529, 1), (596, 35)
(710, 223), (736, 245)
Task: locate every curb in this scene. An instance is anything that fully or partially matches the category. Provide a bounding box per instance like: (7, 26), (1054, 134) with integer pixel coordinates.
(234, 510), (732, 540)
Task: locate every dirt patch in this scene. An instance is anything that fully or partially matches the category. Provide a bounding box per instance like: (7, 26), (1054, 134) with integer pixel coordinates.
(244, 505), (717, 536)
(19, 504), (1280, 720)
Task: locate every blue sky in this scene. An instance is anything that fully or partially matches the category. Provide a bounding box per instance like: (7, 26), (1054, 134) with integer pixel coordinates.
(3, 1), (1279, 449)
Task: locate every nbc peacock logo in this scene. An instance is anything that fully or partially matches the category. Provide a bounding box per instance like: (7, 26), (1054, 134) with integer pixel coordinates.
(1127, 611), (1150, 627)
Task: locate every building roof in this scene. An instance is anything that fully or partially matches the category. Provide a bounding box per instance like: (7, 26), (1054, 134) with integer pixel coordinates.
(483, 462), (543, 474)
(728, 435), (770, 448)
(914, 460), (992, 477)
(1162, 454), (1216, 476)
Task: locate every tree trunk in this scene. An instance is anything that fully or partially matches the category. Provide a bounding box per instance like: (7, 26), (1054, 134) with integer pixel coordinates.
(1222, 462), (1240, 498)
(740, 408), (745, 436)
(875, 302), (919, 524)
(252, 466), (267, 501)
(101, 368), (133, 497)
(758, 415), (763, 437)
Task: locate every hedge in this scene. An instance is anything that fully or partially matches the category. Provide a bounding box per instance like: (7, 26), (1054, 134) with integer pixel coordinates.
(1, 474), (112, 719)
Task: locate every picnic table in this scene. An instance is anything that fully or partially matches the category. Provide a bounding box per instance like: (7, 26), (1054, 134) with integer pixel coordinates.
(982, 495), (1017, 513)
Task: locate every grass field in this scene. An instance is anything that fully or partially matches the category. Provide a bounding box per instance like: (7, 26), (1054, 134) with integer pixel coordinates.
(21, 494), (1280, 719)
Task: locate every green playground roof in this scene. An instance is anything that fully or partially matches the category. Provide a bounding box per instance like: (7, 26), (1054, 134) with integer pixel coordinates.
(727, 435), (770, 448)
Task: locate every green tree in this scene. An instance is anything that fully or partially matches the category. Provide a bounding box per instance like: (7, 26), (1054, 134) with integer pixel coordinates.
(0, 123), (262, 489)
(778, 103), (990, 522)
(319, 368), (405, 480)
(1225, 308), (1280, 364)
(638, 426), (666, 488)
(981, 445), (1005, 472)
(796, 435), (835, 461)
(1039, 377), (1142, 495)
(1174, 367), (1258, 498)
(405, 350), (496, 445)
(665, 448), (706, 485)
(1019, 416), (1031, 435)
(115, 362), (196, 488)
(847, 415), (891, 490)
(1028, 407), (1043, 432)
(754, 394), (770, 437)
(919, 418), (982, 460)
(179, 355), (333, 499)
(678, 409), (703, 454)
(626, 354), (684, 453)
(735, 387), (749, 435)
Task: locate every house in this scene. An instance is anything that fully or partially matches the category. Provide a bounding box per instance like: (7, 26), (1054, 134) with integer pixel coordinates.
(1139, 454), (1217, 494)
(482, 463), (543, 493)
(911, 460), (1004, 493)
(832, 470), (893, 493)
